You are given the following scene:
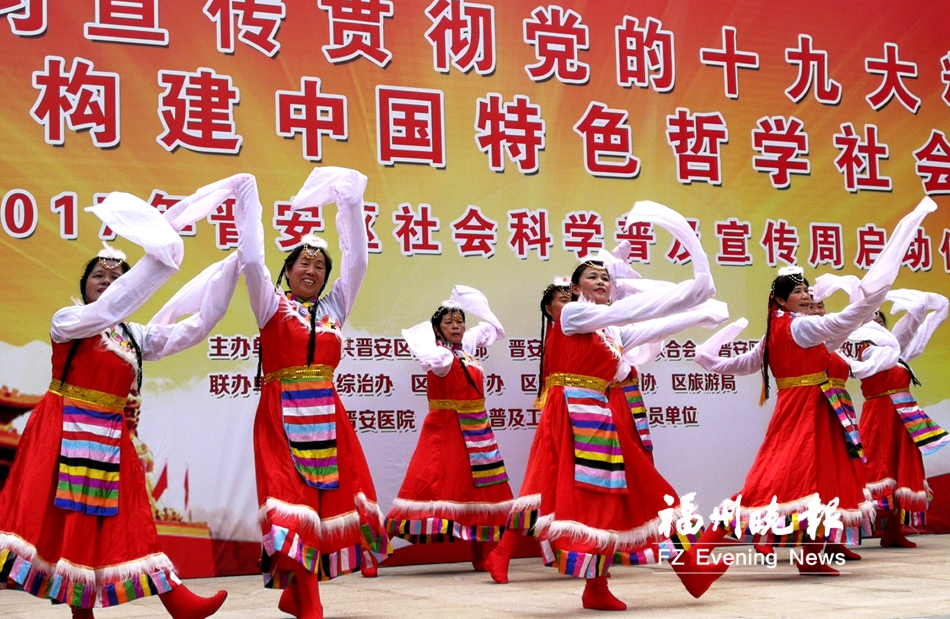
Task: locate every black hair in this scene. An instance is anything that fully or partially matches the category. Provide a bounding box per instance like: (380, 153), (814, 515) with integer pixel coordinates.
(761, 272), (810, 404)
(79, 256), (131, 304)
(569, 260), (608, 302)
(537, 283), (571, 398)
(431, 305), (481, 395)
(874, 310), (888, 327)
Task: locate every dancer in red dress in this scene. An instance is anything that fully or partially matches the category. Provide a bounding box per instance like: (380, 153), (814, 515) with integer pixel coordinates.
(692, 198), (937, 579)
(0, 188), (237, 618)
(232, 169), (387, 619)
(507, 202), (724, 610)
(831, 287), (949, 548)
(386, 286), (512, 571)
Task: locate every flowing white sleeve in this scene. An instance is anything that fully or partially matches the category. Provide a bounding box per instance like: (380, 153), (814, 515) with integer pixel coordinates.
(51, 192), (185, 343)
(795, 199), (936, 350)
(234, 175), (280, 328)
(403, 321), (454, 377)
(693, 319), (765, 376)
(450, 285), (505, 354)
(618, 299), (730, 350)
(562, 199), (714, 335)
(140, 253), (241, 361)
(791, 287), (889, 350)
(51, 257), (179, 344)
(846, 344), (900, 380)
(296, 167), (369, 325)
(560, 271), (714, 335)
(889, 290), (949, 362)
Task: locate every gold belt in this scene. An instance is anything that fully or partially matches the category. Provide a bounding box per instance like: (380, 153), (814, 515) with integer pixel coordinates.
(612, 376), (638, 389)
(535, 372), (610, 409)
(264, 364), (334, 385)
(774, 372), (846, 390)
(865, 387), (906, 400)
(546, 372), (609, 393)
(429, 398), (486, 413)
(49, 379), (126, 411)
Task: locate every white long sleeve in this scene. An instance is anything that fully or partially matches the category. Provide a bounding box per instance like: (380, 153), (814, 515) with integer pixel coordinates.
(450, 285), (505, 354)
(888, 290), (949, 362)
(51, 257), (179, 344)
(233, 168), (369, 329)
(798, 198), (936, 351)
(619, 299), (729, 351)
(791, 286), (888, 350)
(298, 168), (369, 324)
(402, 321), (455, 377)
(844, 322), (901, 379)
(51, 191), (185, 344)
(693, 319), (765, 376)
(233, 175), (279, 328)
(140, 253), (241, 361)
(560, 272), (714, 335)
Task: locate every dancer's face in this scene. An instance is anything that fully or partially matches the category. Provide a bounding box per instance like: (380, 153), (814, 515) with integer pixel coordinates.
(437, 312), (465, 346)
(572, 267), (611, 305)
(545, 291), (571, 323)
(285, 252), (326, 299)
(776, 284), (811, 314)
(84, 262), (124, 303)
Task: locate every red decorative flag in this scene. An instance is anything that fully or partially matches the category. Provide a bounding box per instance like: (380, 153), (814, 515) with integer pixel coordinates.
(151, 463), (168, 502)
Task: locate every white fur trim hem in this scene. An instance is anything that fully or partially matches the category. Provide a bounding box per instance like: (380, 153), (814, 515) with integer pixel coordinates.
(510, 494), (541, 515)
(533, 509), (681, 554)
(260, 493), (384, 540)
(0, 532), (176, 587)
(719, 494), (876, 527)
(388, 497), (515, 521)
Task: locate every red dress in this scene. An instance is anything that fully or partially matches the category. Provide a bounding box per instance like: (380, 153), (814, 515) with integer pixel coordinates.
(386, 354), (514, 542)
(859, 365), (930, 524)
(256, 299), (387, 586)
(534, 319), (682, 578)
(0, 335), (178, 609)
(723, 314), (871, 545)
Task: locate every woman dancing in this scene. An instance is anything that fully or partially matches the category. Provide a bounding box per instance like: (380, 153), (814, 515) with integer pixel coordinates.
(231, 169), (387, 619)
(692, 198), (936, 578)
(386, 286), (512, 571)
(0, 186), (238, 618)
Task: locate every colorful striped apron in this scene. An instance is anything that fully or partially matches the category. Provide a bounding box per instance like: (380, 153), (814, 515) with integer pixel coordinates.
(266, 365), (339, 490)
(430, 398), (509, 488)
(50, 380), (126, 516)
(867, 388), (950, 455)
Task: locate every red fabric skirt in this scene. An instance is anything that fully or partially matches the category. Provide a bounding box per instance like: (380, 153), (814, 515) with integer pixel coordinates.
(386, 408), (513, 541)
(862, 396), (930, 519)
(0, 393), (176, 608)
(255, 383), (387, 584)
(536, 387), (679, 570)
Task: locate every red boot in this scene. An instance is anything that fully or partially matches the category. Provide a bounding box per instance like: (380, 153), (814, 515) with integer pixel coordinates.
(825, 542), (861, 560)
(71, 608), (95, 619)
(794, 544), (839, 576)
(278, 578), (299, 618)
(753, 543), (774, 557)
(881, 512), (916, 548)
(292, 570), (323, 619)
(485, 530), (519, 584)
(470, 541), (497, 572)
(582, 576), (626, 611)
(159, 585), (227, 619)
(669, 544), (729, 599)
(360, 550), (379, 578)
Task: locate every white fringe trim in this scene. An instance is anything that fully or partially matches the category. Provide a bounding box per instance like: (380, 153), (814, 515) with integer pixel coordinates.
(721, 494), (876, 528)
(866, 478), (897, 497)
(509, 494), (541, 515)
(533, 509), (681, 553)
(98, 329), (140, 375)
(258, 498), (322, 536)
(894, 487), (931, 508)
(260, 493), (384, 541)
(388, 497), (515, 520)
(0, 533), (175, 587)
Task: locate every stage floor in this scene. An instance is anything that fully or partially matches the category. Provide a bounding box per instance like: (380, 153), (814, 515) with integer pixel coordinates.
(4, 535), (950, 618)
